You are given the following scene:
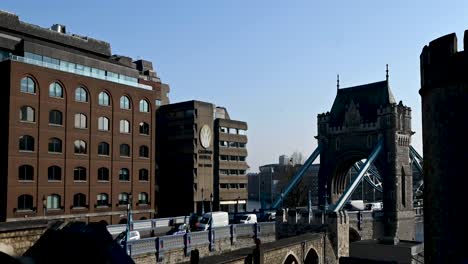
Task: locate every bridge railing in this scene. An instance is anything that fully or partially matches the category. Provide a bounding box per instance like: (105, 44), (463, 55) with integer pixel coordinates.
(414, 207), (423, 216)
(107, 215), (189, 235)
(127, 222), (276, 258)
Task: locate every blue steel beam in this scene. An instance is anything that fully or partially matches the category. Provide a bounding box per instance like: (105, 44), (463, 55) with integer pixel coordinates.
(410, 146), (423, 161)
(271, 144), (322, 209)
(330, 138), (384, 212)
(354, 164), (383, 192)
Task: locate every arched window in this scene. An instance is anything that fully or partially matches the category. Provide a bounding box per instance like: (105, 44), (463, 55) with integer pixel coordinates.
(138, 192), (148, 205)
(120, 95), (131, 110)
(74, 113), (87, 129)
(20, 77), (36, 94)
(98, 91), (110, 106)
(19, 135), (34, 151)
(48, 166), (62, 181)
(49, 110), (63, 125)
(75, 87), (88, 102)
(119, 168), (130, 181)
(98, 142), (110, 156)
(97, 193), (109, 206)
(139, 145), (149, 158)
(120, 144), (130, 157)
(74, 140), (87, 154)
(73, 193), (86, 208)
(49, 82), (63, 98)
(118, 192), (129, 205)
(139, 169), (149, 181)
(46, 194), (61, 209)
(48, 138), (62, 153)
(98, 116), (110, 131)
(139, 99), (149, 113)
(17, 195), (33, 210)
(97, 167), (109, 181)
(74, 167), (87, 181)
(19, 106), (35, 122)
(119, 120), (130, 133)
(139, 122), (150, 135)
(18, 165), (34, 181)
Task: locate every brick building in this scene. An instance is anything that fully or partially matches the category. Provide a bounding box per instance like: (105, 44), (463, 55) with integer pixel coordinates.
(0, 10), (169, 223)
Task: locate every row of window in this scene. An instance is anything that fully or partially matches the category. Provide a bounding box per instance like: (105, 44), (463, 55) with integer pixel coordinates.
(219, 155), (247, 162)
(20, 77), (153, 112)
(219, 183), (247, 189)
(18, 165), (150, 182)
(17, 192), (149, 211)
(19, 136), (149, 157)
(219, 127), (247, 135)
(219, 169), (247, 175)
(20, 106), (150, 135)
(219, 141), (247, 148)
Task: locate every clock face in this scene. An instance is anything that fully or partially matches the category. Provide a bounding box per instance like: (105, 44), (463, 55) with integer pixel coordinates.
(200, 125), (211, 149)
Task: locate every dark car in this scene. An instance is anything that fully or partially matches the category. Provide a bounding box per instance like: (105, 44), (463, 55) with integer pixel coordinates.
(166, 223), (189, 235)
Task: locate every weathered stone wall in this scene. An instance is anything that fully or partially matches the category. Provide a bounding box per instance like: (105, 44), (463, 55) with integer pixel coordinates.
(0, 220), (49, 256)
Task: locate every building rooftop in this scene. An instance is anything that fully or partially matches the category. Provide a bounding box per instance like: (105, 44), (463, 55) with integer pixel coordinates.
(329, 80), (396, 126)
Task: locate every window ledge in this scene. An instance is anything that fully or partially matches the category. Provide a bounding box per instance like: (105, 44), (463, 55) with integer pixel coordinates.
(74, 153), (88, 156)
(19, 121), (36, 124)
(48, 152), (63, 155)
(48, 180), (62, 183)
(18, 180), (34, 183)
(97, 180), (110, 183)
(16, 209), (34, 213)
(49, 124), (63, 127)
(19, 150), (34, 153)
(73, 180), (87, 183)
(74, 127), (88, 130)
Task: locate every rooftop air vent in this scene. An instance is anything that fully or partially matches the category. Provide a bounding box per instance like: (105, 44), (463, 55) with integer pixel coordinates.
(51, 24), (66, 34)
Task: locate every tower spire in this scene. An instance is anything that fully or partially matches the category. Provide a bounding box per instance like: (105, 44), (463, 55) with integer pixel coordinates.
(386, 64), (389, 81)
(337, 74), (340, 92)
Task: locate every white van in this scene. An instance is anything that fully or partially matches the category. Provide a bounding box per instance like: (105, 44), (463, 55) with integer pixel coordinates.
(239, 214), (257, 224)
(198, 211), (229, 231)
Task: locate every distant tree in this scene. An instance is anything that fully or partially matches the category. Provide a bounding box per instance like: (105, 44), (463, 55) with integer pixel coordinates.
(282, 165), (308, 207)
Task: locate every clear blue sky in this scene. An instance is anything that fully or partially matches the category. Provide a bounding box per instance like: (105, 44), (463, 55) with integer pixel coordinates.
(4, 1), (468, 172)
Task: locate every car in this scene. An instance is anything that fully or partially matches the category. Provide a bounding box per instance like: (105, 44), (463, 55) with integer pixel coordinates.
(239, 214), (257, 224)
(198, 211), (229, 231)
(115, 230), (140, 246)
(166, 223), (189, 235)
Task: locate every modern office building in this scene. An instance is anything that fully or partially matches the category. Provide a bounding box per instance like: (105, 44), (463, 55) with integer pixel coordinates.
(156, 101), (248, 216)
(213, 108), (248, 213)
(0, 10), (169, 223)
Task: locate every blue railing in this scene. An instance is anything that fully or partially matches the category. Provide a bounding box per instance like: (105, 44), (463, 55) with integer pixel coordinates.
(127, 222), (276, 258)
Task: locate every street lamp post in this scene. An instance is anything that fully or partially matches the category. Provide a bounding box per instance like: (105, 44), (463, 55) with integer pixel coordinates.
(201, 188), (205, 215)
(270, 167), (273, 208)
(42, 196), (47, 217)
(124, 192), (133, 254)
(210, 193), (213, 212)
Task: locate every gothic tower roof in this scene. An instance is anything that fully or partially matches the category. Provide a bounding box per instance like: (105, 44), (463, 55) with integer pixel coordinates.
(329, 80), (396, 126)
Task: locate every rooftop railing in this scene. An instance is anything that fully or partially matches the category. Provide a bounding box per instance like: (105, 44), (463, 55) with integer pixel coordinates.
(6, 55), (153, 90)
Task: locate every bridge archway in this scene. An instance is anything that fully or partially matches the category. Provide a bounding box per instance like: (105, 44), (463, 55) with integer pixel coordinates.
(330, 151), (385, 202)
(283, 253), (300, 264)
(304, 247), (319, 264)
(349, 227), (361, 243)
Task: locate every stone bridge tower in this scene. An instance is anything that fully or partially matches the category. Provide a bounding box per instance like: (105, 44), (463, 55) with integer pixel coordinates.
(316, 78), (415, 242)
(420, 32), (468, 263)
